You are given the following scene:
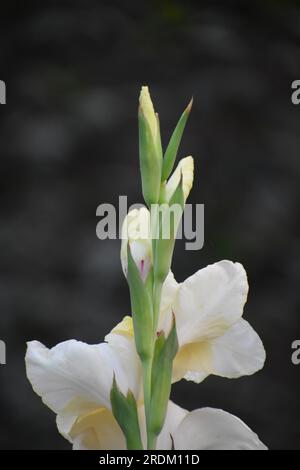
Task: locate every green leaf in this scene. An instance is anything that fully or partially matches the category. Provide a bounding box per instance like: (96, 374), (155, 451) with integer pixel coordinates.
(149, 318), (179, 436)
(127, 244), (153, 361)
(162, 98), (193, 182)
(110, 376), (143, 450)
(139, 107), (162, 207)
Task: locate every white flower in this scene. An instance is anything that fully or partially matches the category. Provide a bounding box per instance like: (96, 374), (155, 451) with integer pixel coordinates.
(110, 260), (266, 384)
(25, 336), (266, 450)
(120, 207), (152, 281)
(25, 335), (141, 450)
(23, 336), (200, 450)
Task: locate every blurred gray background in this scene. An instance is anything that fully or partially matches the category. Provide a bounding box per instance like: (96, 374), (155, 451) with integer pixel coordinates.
(0, 0), (300, 450)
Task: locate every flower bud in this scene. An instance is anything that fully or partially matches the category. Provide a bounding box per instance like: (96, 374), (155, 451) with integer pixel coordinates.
(139, 86), (162, 207)
(121, 207), (152, 282)
(139, 86), (158, 141)
(165, 156), (194, 203)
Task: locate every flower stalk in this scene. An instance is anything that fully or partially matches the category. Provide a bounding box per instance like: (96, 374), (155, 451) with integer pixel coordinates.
(25, 85), (267, 452)
(128, 86), (191, 449)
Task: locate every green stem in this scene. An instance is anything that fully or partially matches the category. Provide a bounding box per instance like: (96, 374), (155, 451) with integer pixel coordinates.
(142, 279), (163, 450)
(147, 431), (157, 451)
(142, 356), (154, 450)
(143, 280), (162, 450)
(142, 188), (165, 449)
(153, 279), (163, 334)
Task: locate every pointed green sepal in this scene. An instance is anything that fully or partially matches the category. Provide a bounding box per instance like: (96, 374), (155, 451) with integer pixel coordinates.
(127, 243), (153, 361)
(149, 318), (179, 436)
(162, 98), (193, 182)
(110, 376), (143, 450)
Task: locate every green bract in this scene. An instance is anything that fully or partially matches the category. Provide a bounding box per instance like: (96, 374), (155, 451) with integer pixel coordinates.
(149, 319), (178, 437)
(162, 98), (193, 182)
(110, 376), (143, 450)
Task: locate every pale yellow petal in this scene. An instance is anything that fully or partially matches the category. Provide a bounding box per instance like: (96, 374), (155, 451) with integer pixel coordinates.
(165, 156), (194, 202)
(108, 316), (134, 338)
(70, 408), (126, 450)
(139, 86), (158, 139)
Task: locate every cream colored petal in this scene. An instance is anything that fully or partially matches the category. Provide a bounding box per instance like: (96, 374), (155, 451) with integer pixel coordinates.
(103, 333), (141, 398)
(139, 86), (158, 139)
(26, 337), (140, 428)
(173, 261), (249, 346)
(56, 399), (101, 441)
(172, 319), (265, 383)
(165, 156), (194, 202)
(207, 318), (266, 378)
(173, 408), (267, 450)
(160, 271), (179, 316)
(108, 316), (134, 339)
(70, 408), (126, 450)
(157, 271), (179, 333)
(172, 341), (210, 384)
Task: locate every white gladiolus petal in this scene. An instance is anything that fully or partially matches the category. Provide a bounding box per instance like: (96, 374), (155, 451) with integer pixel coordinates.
(172, 408), (267, 450)
(172, 319), (265, 383)
(158, 271), (179, 333)
(173, 261), (249, 346)
(107, 261), (264, 384)
(160, 271), (179, 315)
(26, 336), (141, 445)
(70, 408), (126, 450)
(208, 318), (266, 378)
(26, 340), (114, 412)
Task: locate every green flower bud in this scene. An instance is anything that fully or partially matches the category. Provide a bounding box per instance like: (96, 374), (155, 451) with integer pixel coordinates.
(165, 156), (194, 203)
(139, 86), (162, 207)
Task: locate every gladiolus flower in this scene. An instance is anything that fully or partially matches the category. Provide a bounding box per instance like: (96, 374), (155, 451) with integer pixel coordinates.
(25, 336), (141, 449)
(26, 335), (266, 450)
(110, 260), (266, 383)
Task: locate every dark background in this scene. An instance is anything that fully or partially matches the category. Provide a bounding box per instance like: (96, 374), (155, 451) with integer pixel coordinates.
(0, 0), (299, 450)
